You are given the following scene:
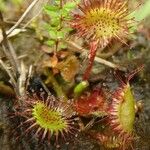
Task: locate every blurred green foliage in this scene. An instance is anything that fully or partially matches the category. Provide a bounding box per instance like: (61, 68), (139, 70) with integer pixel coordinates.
(125, 0), (150, 32)
(0, 0), (23, 11)
(133, 0), (150, 21)
(0, 0), (5, 10)
(12, 0), (23, 5)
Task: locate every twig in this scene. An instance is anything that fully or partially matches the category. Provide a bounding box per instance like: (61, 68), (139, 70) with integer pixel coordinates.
(65, 40), (85, 52)
(0, 11), (19, 75)
(95, 57), (119, 69)
(8, 41), (20, 73)
(0, 59), (17, 91)
(97, 42), (123, 58)
(40, 80), (51, 96)
(65, 40), (120, 70)
(17, 61), (27, 96)
(23, 0), (49, 29)
(7, 0), (40, 36)
(25, 65), (33, 91)
(22, 10), (41, 29)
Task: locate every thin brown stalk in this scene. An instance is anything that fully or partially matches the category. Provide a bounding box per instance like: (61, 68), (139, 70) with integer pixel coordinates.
(8, 41), (20, 73)
(95, 57), (119, 69)
(0, 59), (17, 92)
(0, 11), (19, 75)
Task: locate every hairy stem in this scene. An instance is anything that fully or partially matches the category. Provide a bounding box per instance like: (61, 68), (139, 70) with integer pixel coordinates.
(83, 40), (99, 80)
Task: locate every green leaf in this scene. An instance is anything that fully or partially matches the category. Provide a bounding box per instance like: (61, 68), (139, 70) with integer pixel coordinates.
(63, 27), (73, 33)
(44, 5), (60, 18)
(61, 9), (69, 17)
(45, 10), (60, 18)
(63, 2), (77, 12)
(49, 30), (57, 39)
(44, 5), (59, 12)
(51, 18), (60, 27)
(57, 31), (65, 39)
(45, 40), (55, 46)
(59, 42), (67, 49)
(47, 26), (57, 31)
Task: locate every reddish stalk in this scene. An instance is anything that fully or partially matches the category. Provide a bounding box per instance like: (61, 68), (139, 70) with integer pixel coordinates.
(83, 40), (99, 80)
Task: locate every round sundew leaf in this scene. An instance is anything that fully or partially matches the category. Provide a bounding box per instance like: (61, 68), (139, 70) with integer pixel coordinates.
(32, 102), (68, 133)
(85, 8), (121, 38)
(109, 83), (136, 137)
(71, 0), (136, 47)
(13, 95), (79, 144)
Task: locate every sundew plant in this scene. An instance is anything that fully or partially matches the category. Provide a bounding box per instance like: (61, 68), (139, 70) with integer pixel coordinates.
(0, 0), (150, 149)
